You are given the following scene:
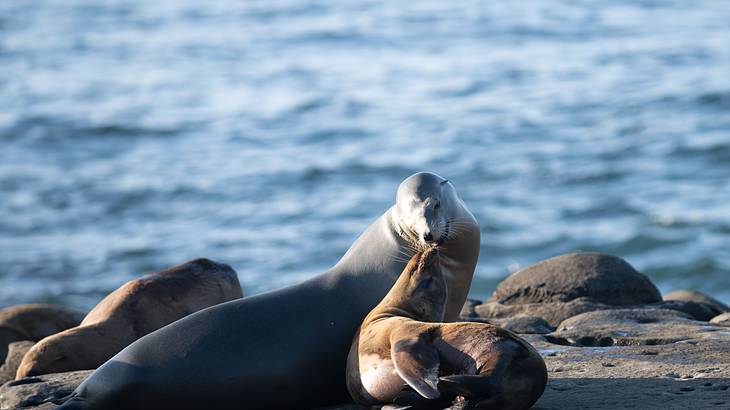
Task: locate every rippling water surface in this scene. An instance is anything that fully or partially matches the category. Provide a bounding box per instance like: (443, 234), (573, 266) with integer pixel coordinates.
(2, 1), (729, 309)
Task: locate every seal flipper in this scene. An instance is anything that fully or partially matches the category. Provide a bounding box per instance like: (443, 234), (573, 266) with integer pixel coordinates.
(391, 337), (441, 400)
(391, 387), (455, 410)
(437, 374), (500, 399)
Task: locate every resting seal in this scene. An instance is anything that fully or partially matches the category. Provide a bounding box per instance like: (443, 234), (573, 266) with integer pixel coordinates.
(347, 249), (547, 409)
(57, 172), (480, 410)
(0, 304), (85, 365)
(16, 258), (242, 378)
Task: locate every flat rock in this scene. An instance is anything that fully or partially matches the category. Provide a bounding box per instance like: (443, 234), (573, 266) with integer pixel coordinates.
(0, 370), (91, 410)
(488, 252), (661, 306)
(664, 290), (730, 316)
(534, 377), (730, 410)
(546, 308), (729, 347)
(532, 333), (730, 409)
(710, 312), (730, 326)
(0, 342), (34, 385)
(651, 300), (720, 322)
(497, 316), (555, 334)
(474, 297), (616, 327)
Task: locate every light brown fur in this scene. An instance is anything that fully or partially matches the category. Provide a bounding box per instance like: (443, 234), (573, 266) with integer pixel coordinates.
(0, 304), (85, 365)
(16, 258), (242, 378)
(347, 249), (547, 409)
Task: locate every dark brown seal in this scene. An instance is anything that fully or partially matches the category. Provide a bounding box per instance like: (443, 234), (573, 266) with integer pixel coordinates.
(347, 248), (547, 409)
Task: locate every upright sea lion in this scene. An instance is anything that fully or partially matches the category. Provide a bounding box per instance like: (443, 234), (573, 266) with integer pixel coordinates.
(16, 258), (243, 378)
(347, 249), (547, 409)
(58, 172), (480, 410)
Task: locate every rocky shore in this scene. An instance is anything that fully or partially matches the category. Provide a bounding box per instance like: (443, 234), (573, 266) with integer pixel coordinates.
(2, 252), (729, 409)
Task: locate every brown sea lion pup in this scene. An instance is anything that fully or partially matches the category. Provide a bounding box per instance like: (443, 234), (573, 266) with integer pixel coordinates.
(347, 248), (547, 409)
(0, 304), (85, 364)
(16, 258), (242, 379)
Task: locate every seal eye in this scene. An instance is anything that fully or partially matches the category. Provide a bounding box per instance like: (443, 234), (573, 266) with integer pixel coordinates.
(434, 202), (440, 210)
(414, 277), (433, 293)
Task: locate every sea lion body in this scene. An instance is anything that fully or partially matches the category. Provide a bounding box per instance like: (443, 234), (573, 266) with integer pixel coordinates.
(0, 304), (85, 365)
(347, 249), (547, 409)
(58, 172), (480, 410)
(16, 258), (242, 378)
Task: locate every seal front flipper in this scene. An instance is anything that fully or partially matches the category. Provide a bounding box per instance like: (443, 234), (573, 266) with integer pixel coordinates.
(391, 335), (440, 400)
(437, 374), (500, 400)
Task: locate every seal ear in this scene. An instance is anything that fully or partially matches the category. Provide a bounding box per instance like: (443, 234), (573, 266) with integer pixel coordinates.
(440, 179), (449, 186)
(391, 335), (441, 400)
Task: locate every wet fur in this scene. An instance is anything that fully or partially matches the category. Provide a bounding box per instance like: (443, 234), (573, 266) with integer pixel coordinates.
(347, 250), (547, 409)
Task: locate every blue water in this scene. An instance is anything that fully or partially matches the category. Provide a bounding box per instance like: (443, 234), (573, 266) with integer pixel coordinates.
(2, 1), (729, 310)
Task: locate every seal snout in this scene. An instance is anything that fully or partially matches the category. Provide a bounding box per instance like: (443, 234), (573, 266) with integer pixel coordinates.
(418, 247), (439, 270)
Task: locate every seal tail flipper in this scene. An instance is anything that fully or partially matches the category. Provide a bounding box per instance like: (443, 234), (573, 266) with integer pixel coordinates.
(391, 336), (441, 400)
(437, 374), (501, 400)
(390, 387), (456, 410)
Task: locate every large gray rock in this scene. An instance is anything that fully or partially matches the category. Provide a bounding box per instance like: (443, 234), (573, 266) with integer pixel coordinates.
(489, 252), (661, 306)
(0, 305), (85, 364)
(0, 342), (34, 385)
(0, 370), (91, 409)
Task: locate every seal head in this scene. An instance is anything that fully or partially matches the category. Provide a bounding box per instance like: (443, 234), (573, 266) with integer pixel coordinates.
(391, 172), (455, 248)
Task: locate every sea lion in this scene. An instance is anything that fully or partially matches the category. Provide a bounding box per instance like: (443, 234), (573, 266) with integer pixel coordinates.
(347, 249), (547, 409)
(0, 304), (85, 365)
(58, 172), (480, 410)
(16, 258), (242, 379)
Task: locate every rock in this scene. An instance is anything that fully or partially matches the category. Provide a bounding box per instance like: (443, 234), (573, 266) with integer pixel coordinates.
(664, 290), (730, 316)
(0, 342), (34, 385)
(0, 370), (91, 410)
(501, 316), (555, 334)
(532, 333), (730, 409)
(535, 376), (730, 410)
(315, 405), (366, 410)
(652, 300), (720, 322)
(0, 305), (85, 364)
(488, 252), (661, 306)
(546, 308), (727, 347)
(474, 297), (617, 327)
(710, 312), (730, 326)
(458, 298), (482, 319)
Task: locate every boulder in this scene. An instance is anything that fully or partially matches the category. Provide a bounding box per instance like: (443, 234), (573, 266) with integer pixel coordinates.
(0, 370), (91, 410)
(0, 342), (34, 385)
(488, 252), (661, 306)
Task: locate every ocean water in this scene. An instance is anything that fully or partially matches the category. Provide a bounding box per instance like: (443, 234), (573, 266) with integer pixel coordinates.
(1, 0), (729, 310)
